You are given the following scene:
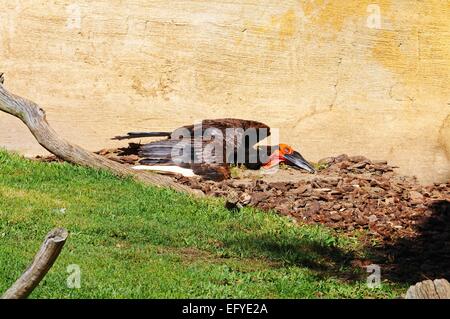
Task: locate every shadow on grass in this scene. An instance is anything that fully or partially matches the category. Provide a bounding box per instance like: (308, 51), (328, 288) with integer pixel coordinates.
(222, 234), (361, 281)
(371, 200), (450, 283)
(222, 200), (450, 284)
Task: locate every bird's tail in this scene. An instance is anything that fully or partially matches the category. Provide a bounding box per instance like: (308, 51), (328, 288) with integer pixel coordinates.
(112, 132), (172, 140)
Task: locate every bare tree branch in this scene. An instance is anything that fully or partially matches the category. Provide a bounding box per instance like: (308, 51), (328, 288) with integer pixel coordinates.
(2, 228), (69, 299)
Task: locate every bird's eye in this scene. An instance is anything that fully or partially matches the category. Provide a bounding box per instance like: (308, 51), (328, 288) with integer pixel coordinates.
(278, 144), (292, 154)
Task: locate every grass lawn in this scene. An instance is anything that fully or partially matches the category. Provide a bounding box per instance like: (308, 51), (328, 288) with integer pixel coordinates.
(0, 150), (407, 298)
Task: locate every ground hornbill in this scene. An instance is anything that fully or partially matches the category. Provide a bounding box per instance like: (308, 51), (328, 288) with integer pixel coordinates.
(114, 118), (315, 181)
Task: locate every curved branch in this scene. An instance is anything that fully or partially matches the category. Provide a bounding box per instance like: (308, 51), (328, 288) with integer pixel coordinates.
(2, 228), (69, 299)
(0, 74), (201, 196)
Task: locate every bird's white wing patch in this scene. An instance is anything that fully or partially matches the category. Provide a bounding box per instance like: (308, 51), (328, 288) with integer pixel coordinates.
(132, 165), (197, 177)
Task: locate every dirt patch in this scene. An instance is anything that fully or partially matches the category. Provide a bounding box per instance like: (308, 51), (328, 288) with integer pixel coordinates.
(33, 148), (450, 282)
(34, 149), (450, 243)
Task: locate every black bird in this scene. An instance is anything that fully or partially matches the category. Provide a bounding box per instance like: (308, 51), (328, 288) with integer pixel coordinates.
(114, 118), (315, 180)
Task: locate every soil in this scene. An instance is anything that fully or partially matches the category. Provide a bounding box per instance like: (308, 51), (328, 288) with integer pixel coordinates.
(34, 147), (450, 282)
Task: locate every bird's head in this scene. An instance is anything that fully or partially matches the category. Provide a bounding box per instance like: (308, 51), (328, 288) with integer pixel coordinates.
(262, 144), (316, 173)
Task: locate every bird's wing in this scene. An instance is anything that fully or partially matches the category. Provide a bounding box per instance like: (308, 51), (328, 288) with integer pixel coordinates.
(138, 136), (226, 166)
(139, 139), (192, 165)
(180, 118), (270, 135)
(178, 119), (271, 157)
(120, 119), (271, 165)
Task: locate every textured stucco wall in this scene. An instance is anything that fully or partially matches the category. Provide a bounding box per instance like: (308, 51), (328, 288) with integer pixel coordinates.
(0, 0), (449, 183)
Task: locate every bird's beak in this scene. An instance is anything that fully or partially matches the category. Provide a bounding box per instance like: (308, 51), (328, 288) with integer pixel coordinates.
(283, 151), (316, 173)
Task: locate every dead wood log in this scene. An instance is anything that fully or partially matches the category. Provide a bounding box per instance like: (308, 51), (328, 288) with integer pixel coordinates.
(1, 228), (69, 299)
(405, 279), (450, 299)
(0, 73), (200, 195)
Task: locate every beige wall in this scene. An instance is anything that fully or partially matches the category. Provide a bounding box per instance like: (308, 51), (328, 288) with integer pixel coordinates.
(0, 0), (449, 183)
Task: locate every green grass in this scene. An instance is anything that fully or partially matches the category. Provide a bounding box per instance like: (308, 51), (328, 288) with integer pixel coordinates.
(0, 150), (406, 298)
